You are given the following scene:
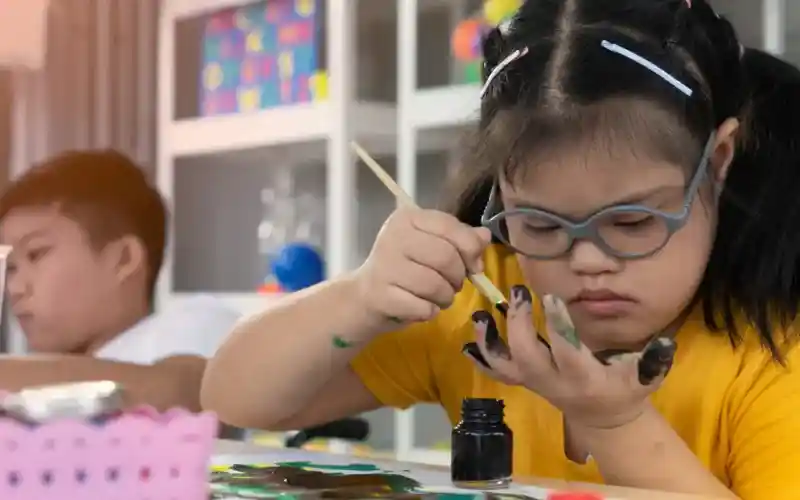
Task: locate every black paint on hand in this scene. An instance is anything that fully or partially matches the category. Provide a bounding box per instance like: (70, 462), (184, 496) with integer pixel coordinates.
(472, 310), (510, 359)
(462, 342), (492, 369)
(638, 337), (677, 385)
(510, 285), (533, 305)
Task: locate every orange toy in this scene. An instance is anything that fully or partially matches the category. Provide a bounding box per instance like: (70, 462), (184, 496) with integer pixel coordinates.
(451, 18), (484, 61)
(257, 282), (283, 294)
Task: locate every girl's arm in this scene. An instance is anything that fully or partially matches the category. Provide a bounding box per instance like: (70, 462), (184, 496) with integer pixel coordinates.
(202, 210), (489, 430)
(577, 404), (736, 498)
(200, 274), (386, 430)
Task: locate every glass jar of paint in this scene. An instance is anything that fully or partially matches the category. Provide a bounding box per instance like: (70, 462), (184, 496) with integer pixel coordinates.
(451, 398), (513, 489)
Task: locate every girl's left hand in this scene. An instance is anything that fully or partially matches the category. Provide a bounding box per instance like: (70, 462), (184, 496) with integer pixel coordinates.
(463, 285), (677, 430)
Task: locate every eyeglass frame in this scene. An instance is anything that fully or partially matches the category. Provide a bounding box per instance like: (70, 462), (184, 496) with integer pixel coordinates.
(480, 133), (718, 260)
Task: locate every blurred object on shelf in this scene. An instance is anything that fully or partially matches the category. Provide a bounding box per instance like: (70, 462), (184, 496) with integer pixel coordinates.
(257, 165), (325, 294)
(463, 60), (482, 84)
(483, 0), (522, 25)
(257, 169), (291, 293)
(450, 0), (522, 83)
(451, 18), (484, 62)
(200, 0), (324, 117)
(309, 70), (329, 100)
(271, 242), (325, 292)
(257, 282), (283, 294)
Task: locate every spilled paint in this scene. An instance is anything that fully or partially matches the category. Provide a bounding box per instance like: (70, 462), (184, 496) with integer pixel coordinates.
(210, 462), (547, 499)
(276, 461), (381, 472)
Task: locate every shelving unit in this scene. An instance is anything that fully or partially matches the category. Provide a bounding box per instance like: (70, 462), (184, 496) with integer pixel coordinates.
(168, 102), (396, 159)
(155, 0), (444, 465)
(157, 0), (399, 318)
(156, 0), (477, 469)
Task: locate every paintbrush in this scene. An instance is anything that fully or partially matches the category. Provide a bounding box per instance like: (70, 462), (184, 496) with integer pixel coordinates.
(350, 142), (563, 367)
(351, 141), (510, 317)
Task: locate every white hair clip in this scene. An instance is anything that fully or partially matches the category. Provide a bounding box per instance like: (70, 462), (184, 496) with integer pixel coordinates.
(601, 40), (693, 96)
(480, 46), (530, 99)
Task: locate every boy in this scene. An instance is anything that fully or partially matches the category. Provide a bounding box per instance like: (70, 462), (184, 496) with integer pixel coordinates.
(0, 149), (241, 411)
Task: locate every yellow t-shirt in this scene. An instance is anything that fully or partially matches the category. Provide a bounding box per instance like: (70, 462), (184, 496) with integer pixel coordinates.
(350, 244), (800, 499)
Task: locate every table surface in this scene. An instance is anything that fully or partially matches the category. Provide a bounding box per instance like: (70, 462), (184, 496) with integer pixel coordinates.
(213, 440), (720, 500)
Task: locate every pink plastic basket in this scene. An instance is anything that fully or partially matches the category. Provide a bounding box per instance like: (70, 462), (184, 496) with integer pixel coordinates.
(0, 407), (217, 500)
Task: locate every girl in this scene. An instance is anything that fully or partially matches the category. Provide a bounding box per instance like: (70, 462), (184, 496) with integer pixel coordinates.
(202, 0), (800, 497)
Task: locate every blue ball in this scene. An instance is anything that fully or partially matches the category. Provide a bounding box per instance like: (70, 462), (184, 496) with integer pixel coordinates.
(270, 242), (325, 292)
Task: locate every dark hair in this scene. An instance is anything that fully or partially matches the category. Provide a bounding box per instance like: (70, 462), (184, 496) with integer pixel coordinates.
(0, 150), (167, 301)
(448, 0), (800, 361)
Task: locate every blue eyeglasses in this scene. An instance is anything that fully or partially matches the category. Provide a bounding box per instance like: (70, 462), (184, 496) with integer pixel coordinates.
(480, 134), (717, 260)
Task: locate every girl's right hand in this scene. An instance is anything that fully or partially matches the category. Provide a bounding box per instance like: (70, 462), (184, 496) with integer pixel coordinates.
(353, 207), (492, 331)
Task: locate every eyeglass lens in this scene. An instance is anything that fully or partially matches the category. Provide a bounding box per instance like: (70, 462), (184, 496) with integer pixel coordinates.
(499, 209), (671, 258)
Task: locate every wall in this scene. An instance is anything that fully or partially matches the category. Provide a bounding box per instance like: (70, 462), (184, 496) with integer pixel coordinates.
(10, 0), (158, 177)
(785, 1), (800, 63)
(0, 73), (11, 189)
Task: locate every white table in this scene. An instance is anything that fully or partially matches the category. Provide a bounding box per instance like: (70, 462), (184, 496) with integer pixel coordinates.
(213, 440), (719, 500)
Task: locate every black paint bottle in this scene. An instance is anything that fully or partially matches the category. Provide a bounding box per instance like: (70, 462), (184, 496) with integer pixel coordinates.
(451, 398), (513, 489)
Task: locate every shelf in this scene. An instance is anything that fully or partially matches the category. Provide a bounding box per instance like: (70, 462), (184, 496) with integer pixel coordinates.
(164, 0), (260, 19)
(408, 84), (480, 130)
(163, 0), (457, 22)
(169, 101), (396, 158)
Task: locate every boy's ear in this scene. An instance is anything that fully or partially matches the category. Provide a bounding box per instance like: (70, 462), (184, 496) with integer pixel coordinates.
(102, 235), (147, 285)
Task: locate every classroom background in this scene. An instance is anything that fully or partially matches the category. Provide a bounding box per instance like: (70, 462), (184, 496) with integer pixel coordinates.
(0, 0), (793, 465)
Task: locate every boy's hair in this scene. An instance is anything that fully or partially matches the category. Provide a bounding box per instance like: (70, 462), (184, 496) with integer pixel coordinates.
(448, 0), (800, 360)
(0, 150), (167, 300)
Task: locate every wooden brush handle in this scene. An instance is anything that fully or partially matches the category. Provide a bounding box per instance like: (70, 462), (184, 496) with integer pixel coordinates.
(351, 141), (508, 307)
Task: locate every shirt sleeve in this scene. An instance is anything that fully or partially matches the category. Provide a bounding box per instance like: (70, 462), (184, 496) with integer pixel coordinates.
(728, 346), (800, 499)
(348, 284), (482, 410)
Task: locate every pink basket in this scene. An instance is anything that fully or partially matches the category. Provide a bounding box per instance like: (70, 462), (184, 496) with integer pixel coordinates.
(0, 407), (217, 500)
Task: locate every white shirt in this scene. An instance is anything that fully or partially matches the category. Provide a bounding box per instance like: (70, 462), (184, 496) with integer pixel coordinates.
(94, 296), (241, 365)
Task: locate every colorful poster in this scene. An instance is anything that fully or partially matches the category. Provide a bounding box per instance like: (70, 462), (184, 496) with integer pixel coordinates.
(200, 0), (324, 116)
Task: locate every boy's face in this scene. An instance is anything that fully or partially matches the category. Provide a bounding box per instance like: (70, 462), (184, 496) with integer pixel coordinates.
(0, 206), (124, 353)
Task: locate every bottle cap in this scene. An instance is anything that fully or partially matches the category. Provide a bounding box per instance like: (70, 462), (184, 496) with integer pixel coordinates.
(461, 398), (504, 412)
(546, 492), (605, 500)
(461, 398), (505, 421)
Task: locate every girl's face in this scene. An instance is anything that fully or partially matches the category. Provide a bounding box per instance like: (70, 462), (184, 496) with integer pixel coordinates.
(499, 128), (736, 352)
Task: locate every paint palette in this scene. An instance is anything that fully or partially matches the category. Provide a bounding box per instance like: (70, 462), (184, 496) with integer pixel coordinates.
(209, 462), (548, 499)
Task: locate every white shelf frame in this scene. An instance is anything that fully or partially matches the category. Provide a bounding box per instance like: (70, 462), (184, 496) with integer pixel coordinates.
(168, 102), (396, 157)
(395, 0), (418, 464)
